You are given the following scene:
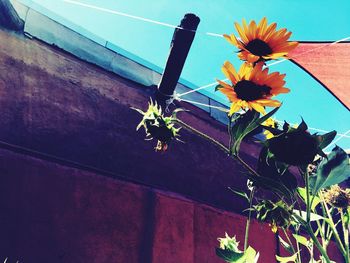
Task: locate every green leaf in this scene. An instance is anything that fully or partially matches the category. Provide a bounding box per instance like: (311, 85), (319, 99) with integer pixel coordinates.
(215, 248), (245, 263)
(215, 84), (223, 91)
(278, 236), (294, 254)
(311, 146), (350, 195)
(297, 187), (321, 211)
(230, 111), (259, 155)
(293, 210), (325, 222)
(228, 187), (250, 202)
(292, 234), (309, 247)
(215, 246), (258, 263)
(344, 207), (350, 228)
(297, 118), (308, 132)
(256, 147), (296, 199)
(230, 107), (279, 155)
(276, 253), (298, 263)
(245, 246), (259, 263)
(317, 131), (337, 149)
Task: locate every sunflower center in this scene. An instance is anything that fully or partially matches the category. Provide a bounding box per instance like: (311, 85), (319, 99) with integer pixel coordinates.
(234, 80), (271, 101)
(245, 39), (273, 56)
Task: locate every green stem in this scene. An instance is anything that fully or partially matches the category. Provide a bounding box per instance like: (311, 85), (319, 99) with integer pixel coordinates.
(314, 208), (328, 251)
(295, 230), (302, 263)
(340, 210), (350, 263)
(293, 213), (332, 263)
(174, 119), (230, 154)
(282, 228), (300, 263)
(305, 171), (311, 223)
(176, 118), (293, 199)
(306, 224), (331, 263)
(244, 188), (255, 251)
(322, 199), (347, 257)
(175, 119), (263, 181)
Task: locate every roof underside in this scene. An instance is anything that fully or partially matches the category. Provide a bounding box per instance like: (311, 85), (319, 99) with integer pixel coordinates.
(290, 42), (350, 110)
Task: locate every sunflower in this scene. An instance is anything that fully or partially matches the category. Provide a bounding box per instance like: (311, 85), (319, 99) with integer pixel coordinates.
(223, 17), (298, 63)
(133, 99), (181, 152)
(216, 61), (289, 115)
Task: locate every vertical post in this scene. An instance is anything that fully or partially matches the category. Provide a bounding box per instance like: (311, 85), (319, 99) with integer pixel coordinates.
(0, 0), (24, 31)
(155, 13), (200, 106)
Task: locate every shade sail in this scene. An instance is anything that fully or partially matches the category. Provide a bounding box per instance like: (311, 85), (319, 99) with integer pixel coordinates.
(290, 42), (350, 110)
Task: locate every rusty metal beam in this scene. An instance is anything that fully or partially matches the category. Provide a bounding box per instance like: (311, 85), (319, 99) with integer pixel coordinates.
(0, 0), (24, 31)
(155, 13), (200, 106)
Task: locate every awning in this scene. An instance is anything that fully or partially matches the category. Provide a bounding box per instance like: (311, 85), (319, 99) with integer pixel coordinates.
(290, 42), (350, 111)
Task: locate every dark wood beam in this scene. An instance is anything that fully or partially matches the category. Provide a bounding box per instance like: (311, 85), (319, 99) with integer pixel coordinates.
(155, 13), (200, 106)
(0, 0), (24, 31)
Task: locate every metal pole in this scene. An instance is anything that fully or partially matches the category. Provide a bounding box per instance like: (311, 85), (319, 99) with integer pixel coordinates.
(0, 0), (24, 31)
(155, 13), (200, 106)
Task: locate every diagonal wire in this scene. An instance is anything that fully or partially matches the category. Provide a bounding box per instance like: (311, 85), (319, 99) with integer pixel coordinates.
(63, 0), (224, 37)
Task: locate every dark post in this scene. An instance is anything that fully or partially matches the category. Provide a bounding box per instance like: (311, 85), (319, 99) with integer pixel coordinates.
(155, 13), (200, 106)
(0, 0), (24, 31)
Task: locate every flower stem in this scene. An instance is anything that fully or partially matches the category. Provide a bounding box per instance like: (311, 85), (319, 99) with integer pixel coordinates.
(304, 171), (311, 224)
(282, 228), (300, 263)
(174, 118), (261, 179)
(244, 188), (255, 251)
(306, 224), (332, 263)
(321, 199), (347, 257)
(293, 213), (332, 263)
(340, 210), (350, 263)
(173, 119), (230, 154)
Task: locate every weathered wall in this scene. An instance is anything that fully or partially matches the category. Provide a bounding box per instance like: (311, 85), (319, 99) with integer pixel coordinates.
(0, 148), (278, 263)
(0, 27), (260, 213)
(0, 28), (344, 262)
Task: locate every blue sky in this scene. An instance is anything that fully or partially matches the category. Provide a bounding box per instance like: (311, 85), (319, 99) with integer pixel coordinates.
(20, 0), (350, 149)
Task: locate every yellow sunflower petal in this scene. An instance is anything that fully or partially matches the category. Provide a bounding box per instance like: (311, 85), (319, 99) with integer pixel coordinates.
(238, 62), (253, 79)
(217, 80), (238, 102)
(257, 17), (268, 37)
(222, 61), (239, 84)
(242, 18), (251, 41)
(262, 22), (277, 42)
(272, 87), (290, 94)
(254, 99), (281, 107)
(223, 34), (242, 48)
(249, 102), (266, 114)
(273, 41), (299, 53)
(249, 20), (258, 39)
(234, 22), (249, 43)
(246, 53), (260, 63)
(229, 101), (243, 115)
(217, 79), (233, 90)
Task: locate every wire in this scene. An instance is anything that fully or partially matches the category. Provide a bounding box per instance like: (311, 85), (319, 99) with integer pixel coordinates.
(324, 129), (350, 150)
(175, 35), (350, 98)
(63, 0), (223, 37)
(180, 98), (228, 112)
(176, 79), (226, 98)
(275, 120), (350, 139)
(63, 0), (350, 144)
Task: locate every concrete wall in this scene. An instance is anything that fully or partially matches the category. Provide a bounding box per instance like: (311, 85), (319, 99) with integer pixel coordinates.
(0, 28), (344, 262)
(0, 147), (279, 263)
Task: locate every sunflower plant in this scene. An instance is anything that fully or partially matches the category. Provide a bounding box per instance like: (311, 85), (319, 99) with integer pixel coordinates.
(134, 18), (350, 263)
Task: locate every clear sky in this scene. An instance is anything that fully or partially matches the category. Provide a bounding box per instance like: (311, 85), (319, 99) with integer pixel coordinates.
(20, 0), (350, 149)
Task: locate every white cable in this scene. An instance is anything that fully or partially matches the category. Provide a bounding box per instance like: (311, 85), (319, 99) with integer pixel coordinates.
(324, 129), (350, 150)
(275, 120), (350, 138)
(180, 99), (228, 112)
(63, 0), (350, 142)
(176, 79), (228, 98)
(63, 0), (223, 37)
